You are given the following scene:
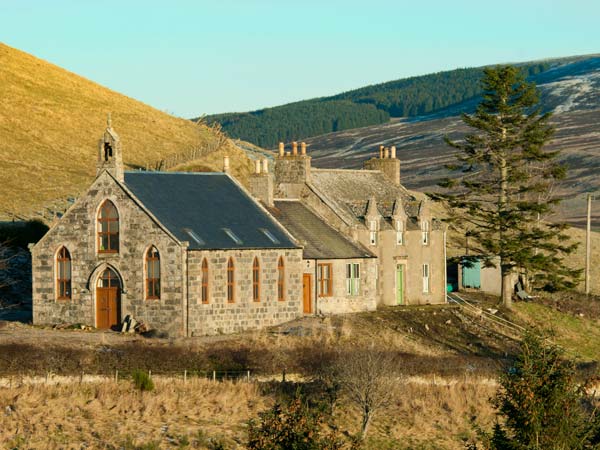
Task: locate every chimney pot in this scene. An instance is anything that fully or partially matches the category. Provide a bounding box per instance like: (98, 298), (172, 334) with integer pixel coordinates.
(261, 158), (268, 174)
(391, 146), (397, 159)
(254, 159), (261, 174)
(278, 142), (285, 157)
(292, 141), (298, 156)
(384, 147), (390, 159)
(223, 155), (230, 173)
(301, 142), (307, 155)
(286, 151), (291, 156)
(379, 145), (384, 159)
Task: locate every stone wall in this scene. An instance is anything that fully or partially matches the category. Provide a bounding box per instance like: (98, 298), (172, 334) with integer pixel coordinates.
(187, 248), (303, 335)
(31, 171), (185, 336)
(356, 227), (446, 306)
(274, 155), (311, 198)
(304, 258), (377, 315)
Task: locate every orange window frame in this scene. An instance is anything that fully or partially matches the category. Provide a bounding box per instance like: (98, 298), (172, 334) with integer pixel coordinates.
(227, 258), (235, 303)
(56, 247), (71, 300)
(97, 201), (119, 253)
(145, 247), (160, 300)
(277, 257), (285, 301)
(317, 263), (333, 297)
(201, 258), (209, 304)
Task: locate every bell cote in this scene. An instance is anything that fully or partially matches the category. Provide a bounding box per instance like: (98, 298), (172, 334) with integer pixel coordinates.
(97, 113), (124, 182)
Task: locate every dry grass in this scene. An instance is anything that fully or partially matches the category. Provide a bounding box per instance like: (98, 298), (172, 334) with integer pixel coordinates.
(0, 375), (497, 449)
(0, 43), (252, 219)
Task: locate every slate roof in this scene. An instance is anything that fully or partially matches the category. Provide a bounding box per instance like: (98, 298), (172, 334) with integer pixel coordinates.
(309, 169), (441, 231)
(124, 172), (298, 250)
(270, 201), (375, 260)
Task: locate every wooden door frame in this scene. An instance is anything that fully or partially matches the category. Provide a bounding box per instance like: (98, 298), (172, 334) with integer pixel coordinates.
(396, 264), (405, 305)
(93, 266), (123, 329)
(302, 273), (312, 314)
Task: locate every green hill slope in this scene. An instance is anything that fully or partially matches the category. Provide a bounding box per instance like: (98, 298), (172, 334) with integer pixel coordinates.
(204, 62), (554, 148)
(0, 43), (251, 220)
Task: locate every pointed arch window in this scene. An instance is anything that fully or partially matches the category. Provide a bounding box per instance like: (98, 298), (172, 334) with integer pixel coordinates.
(201, 258), (209, 304)
(252, 257), (260, 302)
(227, 258), (235, 303)
(56, 247), (71, 300)
(146, 246), (160, 300)
(98, 200), (119, 253)
(277, 257), (285, 302)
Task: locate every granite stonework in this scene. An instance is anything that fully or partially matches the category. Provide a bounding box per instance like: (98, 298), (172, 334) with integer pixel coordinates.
(187, 248), (303, 335)
(31, 171), (185, 335)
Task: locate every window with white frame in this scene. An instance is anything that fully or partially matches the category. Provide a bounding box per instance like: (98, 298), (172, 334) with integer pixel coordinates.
(346, 263), (360, 296)
(421, 220), (430, 245)
(396, 220), (404, 245)
(369, 220), (377, 246)
(422, 263), (430, 293)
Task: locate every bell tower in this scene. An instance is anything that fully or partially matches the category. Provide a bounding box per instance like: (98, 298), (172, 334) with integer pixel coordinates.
(97, 113), (124, 181)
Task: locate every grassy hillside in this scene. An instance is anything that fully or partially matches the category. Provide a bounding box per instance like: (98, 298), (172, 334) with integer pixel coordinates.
(0, 43), (251, 220)
(205, 61), (557, 148)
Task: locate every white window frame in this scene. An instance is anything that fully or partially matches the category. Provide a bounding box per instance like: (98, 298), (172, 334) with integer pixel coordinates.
(369, 220), (378, 246)
(422, 263), (430, 293)
(421, 220), (430, 245)
(346, 263), (360, 296)
(396, 220), (404, 245)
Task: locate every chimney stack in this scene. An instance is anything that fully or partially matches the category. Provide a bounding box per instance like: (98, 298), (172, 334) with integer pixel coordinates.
(261, 158), (269, 173)
(254, 159), (261, 174)
(278, 142), (285, 157)
(301, 142), (307, 155)
(379, 145), (384, 159)
(292, 141), (298, 156)
(391, 146), (396, 159)
(223, 155), (230, 173)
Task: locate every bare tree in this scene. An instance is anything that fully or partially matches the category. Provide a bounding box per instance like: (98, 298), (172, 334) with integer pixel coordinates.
(335, 346), (399, 439)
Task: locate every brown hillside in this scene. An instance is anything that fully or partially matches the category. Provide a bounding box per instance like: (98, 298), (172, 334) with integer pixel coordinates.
(0, 43), (251, 220)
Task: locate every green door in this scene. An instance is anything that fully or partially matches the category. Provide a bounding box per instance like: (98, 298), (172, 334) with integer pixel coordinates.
(396, 265), (404, 305)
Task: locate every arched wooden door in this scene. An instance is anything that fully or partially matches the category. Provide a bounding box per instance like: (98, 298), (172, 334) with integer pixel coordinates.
(96, 268), (121, 329)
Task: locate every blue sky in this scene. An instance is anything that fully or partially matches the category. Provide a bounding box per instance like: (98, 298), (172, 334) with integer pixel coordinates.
(2, 0), (599, 117)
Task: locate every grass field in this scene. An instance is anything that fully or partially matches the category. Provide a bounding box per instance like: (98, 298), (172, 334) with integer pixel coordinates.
(0, 43), (252, 220)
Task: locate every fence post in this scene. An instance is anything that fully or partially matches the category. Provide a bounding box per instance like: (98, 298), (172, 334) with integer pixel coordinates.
(115, 370), (118, 383)
(247, 370), (250, 382)
(213, 370), (216, 382)
(184, 370), (187, 384)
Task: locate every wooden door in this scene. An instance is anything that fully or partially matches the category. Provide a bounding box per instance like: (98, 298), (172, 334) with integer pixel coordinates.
(96, 268), (121, 329)
(302, 274), (312, 314)
(396, 264), (404, 305)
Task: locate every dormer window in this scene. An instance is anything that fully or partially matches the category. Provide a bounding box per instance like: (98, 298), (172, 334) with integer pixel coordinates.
(98, 200), (119, 253)
(369, 220), (378, 246)
(421, 220), (430, 246)
(396, 220), (404, 245)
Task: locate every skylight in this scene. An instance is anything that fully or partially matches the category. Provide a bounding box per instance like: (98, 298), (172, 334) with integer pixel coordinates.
(183, 228), (205, 246)
(260, 228), (280, 244)
(222, 228), (243, 245)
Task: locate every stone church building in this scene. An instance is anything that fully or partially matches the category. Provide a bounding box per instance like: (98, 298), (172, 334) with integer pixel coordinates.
(31, 121), (446, 336)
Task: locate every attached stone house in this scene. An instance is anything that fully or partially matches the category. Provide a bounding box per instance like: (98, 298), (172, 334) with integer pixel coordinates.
(31, 121), (303, 336)
(31, 122), (446, 336)
(248, 141), (447, 310)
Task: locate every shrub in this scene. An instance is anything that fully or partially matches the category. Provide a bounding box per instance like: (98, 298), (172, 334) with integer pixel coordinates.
(131, 369), (154, 392)
(247, 394), (343, 450)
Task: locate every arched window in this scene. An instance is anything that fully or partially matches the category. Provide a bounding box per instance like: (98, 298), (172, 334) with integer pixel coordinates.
(98, 200), (119, 253)
(56, 247), (71, 300)
(277, 257), (285, 302)
(201, 258), (209, 304)
(227, 258), (235, 303)
(252, 257), (260, 302)
(146, 246), (160, 299)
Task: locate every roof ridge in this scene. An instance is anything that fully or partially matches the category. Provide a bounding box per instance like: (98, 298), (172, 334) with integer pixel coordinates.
(124, 171), (226, 176)
(312, 168), (381, 174)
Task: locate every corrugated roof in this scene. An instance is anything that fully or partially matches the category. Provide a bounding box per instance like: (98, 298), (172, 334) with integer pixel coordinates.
(124, 172), (298, 250)
(270, 201), (375, 260)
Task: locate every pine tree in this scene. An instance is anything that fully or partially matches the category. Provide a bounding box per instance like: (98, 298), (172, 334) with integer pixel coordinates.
(436, 65), (580, 307)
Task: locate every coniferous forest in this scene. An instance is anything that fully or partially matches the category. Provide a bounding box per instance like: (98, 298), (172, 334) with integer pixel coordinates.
(202, 63), (550, 148)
